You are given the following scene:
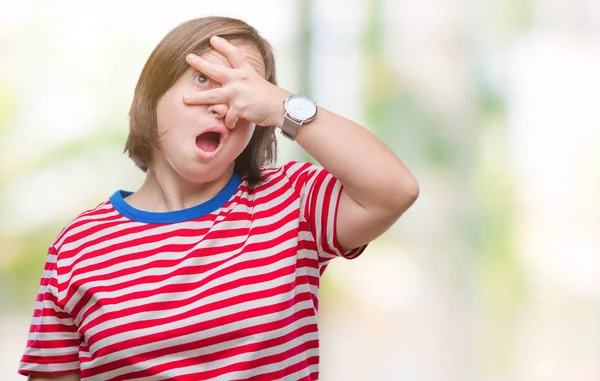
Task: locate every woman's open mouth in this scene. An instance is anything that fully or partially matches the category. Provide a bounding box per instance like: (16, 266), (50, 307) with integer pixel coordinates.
(195, 130), (223, 160)
(196, 131), (221, 152)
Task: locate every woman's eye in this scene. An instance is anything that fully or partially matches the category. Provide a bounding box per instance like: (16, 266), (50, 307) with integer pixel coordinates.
(194, 72), (211, 87)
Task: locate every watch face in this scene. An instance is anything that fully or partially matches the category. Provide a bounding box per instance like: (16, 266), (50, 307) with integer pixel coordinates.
(286, 94), (317, 121)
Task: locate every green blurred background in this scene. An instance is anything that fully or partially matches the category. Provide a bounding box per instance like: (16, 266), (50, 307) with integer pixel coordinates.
(1, 0), (599, 380)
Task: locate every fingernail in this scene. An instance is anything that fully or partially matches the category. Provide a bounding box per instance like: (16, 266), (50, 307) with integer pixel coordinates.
(187, 53), (198, 61)
(183, 94), (191, 101)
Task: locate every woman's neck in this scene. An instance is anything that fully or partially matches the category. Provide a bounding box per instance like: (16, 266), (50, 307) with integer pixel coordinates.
(125, 164), (235, 213)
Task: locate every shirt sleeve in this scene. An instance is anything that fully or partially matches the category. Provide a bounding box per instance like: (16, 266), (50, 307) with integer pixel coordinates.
(283, 161), (368, 262)
(18, 245), (81, 376)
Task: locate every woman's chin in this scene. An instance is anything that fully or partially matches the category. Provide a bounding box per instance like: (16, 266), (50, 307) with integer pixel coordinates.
(176, 158), (233, 183)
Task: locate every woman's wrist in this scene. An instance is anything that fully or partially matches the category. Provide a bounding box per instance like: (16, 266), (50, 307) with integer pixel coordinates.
(267, 87), (291, 128)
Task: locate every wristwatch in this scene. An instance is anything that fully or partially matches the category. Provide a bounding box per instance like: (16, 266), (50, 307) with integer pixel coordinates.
(281, 93), (318, 141)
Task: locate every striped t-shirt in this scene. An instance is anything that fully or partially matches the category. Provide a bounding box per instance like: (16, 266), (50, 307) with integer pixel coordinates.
(19, 161), (366, 380)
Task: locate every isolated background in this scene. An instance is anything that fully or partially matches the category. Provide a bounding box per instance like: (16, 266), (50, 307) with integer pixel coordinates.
(1, 0), (599, 380)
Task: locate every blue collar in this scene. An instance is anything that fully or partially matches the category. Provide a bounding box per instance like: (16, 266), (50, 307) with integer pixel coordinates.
(109, 172), (242, 224)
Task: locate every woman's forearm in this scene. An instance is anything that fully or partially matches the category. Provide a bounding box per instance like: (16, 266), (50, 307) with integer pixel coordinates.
(281, 105), (419, 216)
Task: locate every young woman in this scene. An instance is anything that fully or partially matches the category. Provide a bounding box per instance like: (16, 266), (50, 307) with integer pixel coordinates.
(20, 16), (419, 381)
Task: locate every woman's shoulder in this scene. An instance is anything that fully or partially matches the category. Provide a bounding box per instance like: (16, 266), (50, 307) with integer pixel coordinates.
(259, 161), (322, 181)
(50, 197), (118, 251)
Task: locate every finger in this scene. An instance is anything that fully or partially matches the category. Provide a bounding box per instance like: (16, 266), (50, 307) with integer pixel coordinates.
(183, 88), (229, 105)
(186, 54), (229, 82)
(224, 108), (240, 130)
(210, 36), (247, 69)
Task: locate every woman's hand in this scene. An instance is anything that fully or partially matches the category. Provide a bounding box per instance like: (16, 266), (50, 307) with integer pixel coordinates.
(183, 36), (290, 129)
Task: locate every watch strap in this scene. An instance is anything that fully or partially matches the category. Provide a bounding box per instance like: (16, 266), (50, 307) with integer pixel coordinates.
(281, 113), (302, 141)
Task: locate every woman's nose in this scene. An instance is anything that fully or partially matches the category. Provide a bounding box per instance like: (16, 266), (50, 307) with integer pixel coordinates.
(206, 103), (229, 119)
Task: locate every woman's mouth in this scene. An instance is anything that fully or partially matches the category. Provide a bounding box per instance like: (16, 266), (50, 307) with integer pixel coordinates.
(196, 131), (221, 153)
(195, 130), (224, 161)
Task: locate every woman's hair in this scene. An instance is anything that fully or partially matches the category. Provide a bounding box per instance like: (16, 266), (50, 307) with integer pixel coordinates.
(125, 16), (278, 185)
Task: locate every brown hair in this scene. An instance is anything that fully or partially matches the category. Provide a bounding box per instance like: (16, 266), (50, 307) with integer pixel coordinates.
(125, 16), (278, 185)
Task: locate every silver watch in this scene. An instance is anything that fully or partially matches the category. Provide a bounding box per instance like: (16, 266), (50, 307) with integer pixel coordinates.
(281, 94), (318, 141)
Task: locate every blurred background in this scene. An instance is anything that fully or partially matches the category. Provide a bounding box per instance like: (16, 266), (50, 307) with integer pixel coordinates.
(1, 0), (599, 380)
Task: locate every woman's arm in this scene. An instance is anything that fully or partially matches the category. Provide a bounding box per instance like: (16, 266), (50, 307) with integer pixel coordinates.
(293, 108), (419, 250)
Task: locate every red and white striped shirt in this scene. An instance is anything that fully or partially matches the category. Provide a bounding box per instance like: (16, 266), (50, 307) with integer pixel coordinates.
(19, 161), (366, 380)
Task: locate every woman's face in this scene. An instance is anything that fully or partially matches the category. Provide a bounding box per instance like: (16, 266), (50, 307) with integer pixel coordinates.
(153, 41), (266, 183)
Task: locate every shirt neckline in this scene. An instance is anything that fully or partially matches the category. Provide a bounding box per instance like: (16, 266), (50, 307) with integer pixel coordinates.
(109, 172), (242, 224)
